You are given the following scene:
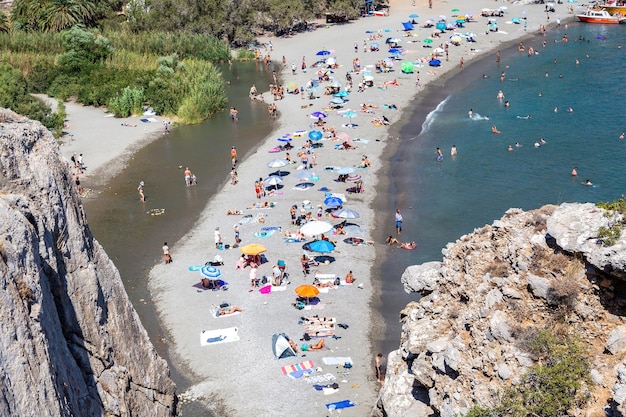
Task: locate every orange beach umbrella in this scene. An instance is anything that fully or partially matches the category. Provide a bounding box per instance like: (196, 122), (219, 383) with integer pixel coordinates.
(295, 284), (320, 298)
(240, 243), (267, 255)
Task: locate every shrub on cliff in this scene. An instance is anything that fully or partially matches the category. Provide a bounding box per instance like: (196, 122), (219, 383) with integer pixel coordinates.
(467, 330), (591, 417)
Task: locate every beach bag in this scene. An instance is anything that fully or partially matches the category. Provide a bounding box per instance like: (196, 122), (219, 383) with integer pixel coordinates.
(343, 362), (352, 369)
(220, 302), (229, 309)
(261, 275), (268, 285)
(334, 277), (340, 286)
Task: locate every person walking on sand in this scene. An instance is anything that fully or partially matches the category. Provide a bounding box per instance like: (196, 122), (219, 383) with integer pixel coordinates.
(231, 146), (237, 166)
(395, 209), (403, 234)
(138, 181), (145, 202)
(214, 227), (222, 249)
(163, 242), (172, 264)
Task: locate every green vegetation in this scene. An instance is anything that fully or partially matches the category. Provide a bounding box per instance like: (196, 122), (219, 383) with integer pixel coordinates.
(596, 196), (626, 246)
(466, 330), (591, 417)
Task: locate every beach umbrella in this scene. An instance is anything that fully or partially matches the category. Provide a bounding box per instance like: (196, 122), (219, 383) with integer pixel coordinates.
(277, 136), (292, 142)
(310, 111), (327, 119)
(324, 196), (344, 207)
(308, 240), (336, 253)
(450, 35), (462, 44)
(200, 265), (222, 279)
(334, 91), (350, 97)
(347, 174), (362, 182)
(511, 17), (521, 24)
(329, 80), (342, 88)
(390, 38), (401, 43)
(343, 111), (358, 118)
(269, 170), (290, 177)
(433, 47), (445, 55)
(264, 176), (283, 186)
(385, 37), (394, 44)
(240, 243), (267, 255)
(363, 75), (374, 82)
(334, 208), (360, 219)
(429, 59), (441, 67)
(292, 130), (308, 137)
(331, 97), (345, 105)
(316, 50), (331, 56)
(436, 22), (446, 32)
(308, 130), (323, 141)
(439, 15), (447, 20)
(388, 48), (402, 54)
(423, 38), (434, 44)
(267, 158), (289, 168)
(451, 8), (460, 12)
(401, 61), (414, 73)
(370, 41), (379, 48)
(424, 19), (434, 24)
(295, 284), (320, 298)
(337, 167), (355, 175)
(446, 22), (456, 30)
(343, 224), (366, 236)
(409, 13), (419, 18)
(336, 132), (351, 142)
(300, 220), (333, 237)
(325, 57), (336, 66)
(294, 170), (317, 181)
(286, 81), (299, 90)
(294, 182), (315, 190)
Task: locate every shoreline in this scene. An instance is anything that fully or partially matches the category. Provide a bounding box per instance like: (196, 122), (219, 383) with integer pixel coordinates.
(147, 1), (572, 416)
(51, 2), (580, 415)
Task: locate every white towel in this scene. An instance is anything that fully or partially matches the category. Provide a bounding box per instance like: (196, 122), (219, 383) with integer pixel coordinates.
(200, 327), (239, 346)
(322, 357), (353, 366)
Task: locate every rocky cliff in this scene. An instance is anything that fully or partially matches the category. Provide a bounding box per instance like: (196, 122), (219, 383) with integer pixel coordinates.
(374, 203), (626, 417)
(0, 109), (177, 416)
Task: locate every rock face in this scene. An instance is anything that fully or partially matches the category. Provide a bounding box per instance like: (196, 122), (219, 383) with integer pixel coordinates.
(0, 109), (177, 416)
(374, 204), (626, 417)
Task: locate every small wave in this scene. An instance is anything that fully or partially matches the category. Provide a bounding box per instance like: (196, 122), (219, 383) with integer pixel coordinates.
(471, 113), (490, 121)
(419, 96), (450, 135)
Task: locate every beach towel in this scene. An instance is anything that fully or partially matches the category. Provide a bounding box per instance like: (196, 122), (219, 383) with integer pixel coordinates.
(209, 307), (241, 318)
(193, 280), (228, 291)
(306, 373), (337, 384)
(326, 400), (356, 410)
(261, 226), (282, 231)
(353, 138), (370, 143)
(323, 387), (339, 395)
(323, 357), (353, 366)
(200, 327), (239, 346)
(238, 214), (253, 225)
(300, 317), (336, 325)
(303, 304), (325, 310)
(254, 230), (275, 238)
(281, 360), (315, 379)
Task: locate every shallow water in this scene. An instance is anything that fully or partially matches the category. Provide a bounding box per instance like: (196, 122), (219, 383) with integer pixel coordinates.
(373, 22), (626, 355)
(83, 61), (275, 413)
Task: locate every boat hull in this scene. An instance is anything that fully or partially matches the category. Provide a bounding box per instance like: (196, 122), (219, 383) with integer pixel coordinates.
(577, 15), (623, 23)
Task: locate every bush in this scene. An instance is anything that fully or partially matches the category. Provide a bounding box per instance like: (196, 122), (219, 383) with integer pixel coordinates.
(467, 330), (591, 417)
(108, 86), (145, 117)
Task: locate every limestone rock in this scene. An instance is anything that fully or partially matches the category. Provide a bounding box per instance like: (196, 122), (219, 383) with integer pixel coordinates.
(0, 109), (176, 416)
(402, 262), (442, 294)
(607, 326), (626, 355)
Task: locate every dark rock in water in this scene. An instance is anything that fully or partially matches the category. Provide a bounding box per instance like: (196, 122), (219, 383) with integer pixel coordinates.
(0, 109), (176, 416)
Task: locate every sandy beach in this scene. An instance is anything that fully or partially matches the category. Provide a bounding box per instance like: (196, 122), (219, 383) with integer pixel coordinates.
(54, 0), (578, 415)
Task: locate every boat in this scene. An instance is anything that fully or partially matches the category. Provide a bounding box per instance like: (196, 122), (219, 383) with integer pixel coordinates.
(598, 2), (626, 16)
(576, 8), (626, 24)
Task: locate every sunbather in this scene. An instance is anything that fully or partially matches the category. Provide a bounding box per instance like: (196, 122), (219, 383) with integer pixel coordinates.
(301, 316), (335, 324)
(302, 339), (325, 351)
(219, 306), (244, 316)
(227, 209), (244, 215)
(400, 241), (417, 250)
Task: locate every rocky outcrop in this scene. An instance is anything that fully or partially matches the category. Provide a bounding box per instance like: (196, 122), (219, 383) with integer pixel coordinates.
(0, 109), (177, 416)
(374, 204), (626, 417)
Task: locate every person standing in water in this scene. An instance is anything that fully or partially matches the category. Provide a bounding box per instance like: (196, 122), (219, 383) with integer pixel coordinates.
(395, 209), (403, 234)
(138, 181), (145, 202)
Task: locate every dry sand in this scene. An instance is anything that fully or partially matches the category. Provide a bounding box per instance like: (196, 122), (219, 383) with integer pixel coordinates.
(50, 0), (577, 415)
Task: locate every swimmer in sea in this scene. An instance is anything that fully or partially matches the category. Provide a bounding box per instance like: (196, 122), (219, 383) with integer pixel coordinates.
(620, 132), (624, 140)
(497, 90), (504, 99)
(515, 142), (522, 147)
(584, 179), (593, 186)
(516, 115), (531, 119)
(491, 125), (501, 134)
(508, 145), (513, 151)
(567, 107), (573, 113)
(468, 108), (473, 119)
(571, 167), (578, 176)
(534, 141), (540, 148)
(540, 138), (547, 144)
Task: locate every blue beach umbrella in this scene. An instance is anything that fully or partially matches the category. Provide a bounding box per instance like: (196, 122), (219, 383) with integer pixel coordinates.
(370, 41), (379, 48)
(409, 13), (419, 18)
(331, 97), (345, 104)
(200, 266), (222, 279)
(388, 48), (402, 54)
(277, 136), (292, 142)
(343, 111), (358, 118)
(429, 59), (441, 67)
(308, 130), (323, 141)
(316, 50), (331, 56)
(334, 91), (350, 97)
(337, 167), (355, 175)
(310, 111), (327, 119)
(324, 196), (343, 207)
(436, 21), (446, 32)
(309, 240), (336, 253)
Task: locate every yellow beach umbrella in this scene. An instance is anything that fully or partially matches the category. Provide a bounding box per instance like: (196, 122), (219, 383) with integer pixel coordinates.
(240, 243), (267, 255)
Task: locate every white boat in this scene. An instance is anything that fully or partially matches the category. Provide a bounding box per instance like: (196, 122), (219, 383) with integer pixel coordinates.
(576, 8), (626, 24)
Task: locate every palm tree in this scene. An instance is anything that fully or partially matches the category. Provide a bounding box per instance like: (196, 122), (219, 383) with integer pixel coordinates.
(10, 0), (44, 31)
(41, 0), (97, 32)
(0, 10), (9, 33)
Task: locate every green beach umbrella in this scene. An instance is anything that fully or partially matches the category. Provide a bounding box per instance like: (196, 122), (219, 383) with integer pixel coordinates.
(423, 38), (433, 44)
(401, 61), (414, 73)
(451, 8), (460, 12)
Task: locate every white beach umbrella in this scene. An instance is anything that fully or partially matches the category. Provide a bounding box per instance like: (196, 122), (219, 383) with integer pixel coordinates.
(333, 208), (360, 219)
(264, 176), (283, 186)
(267, 158), (289, 168)
(300, 220), (333, 237)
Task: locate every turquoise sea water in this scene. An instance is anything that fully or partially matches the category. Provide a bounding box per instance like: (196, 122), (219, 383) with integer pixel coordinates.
(374, 22), (626, 353)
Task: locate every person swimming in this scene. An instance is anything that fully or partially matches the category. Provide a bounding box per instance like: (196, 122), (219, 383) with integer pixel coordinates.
(491, 125), (501, 134)
(516, 115), (531, 119)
